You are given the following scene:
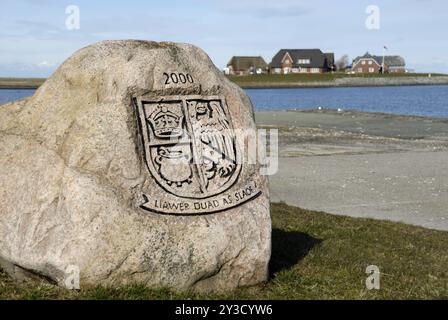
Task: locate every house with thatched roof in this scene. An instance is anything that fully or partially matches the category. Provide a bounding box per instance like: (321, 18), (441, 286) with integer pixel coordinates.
(225, 56), (268, 75)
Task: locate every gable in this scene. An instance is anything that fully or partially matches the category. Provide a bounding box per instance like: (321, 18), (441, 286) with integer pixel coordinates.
(270, 49), (332, 68)
(281, 52), (293, 64)
(353, 58), (381, 68)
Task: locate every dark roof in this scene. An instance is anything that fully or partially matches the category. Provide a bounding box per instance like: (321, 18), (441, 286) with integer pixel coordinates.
(353, 52), (406, 67)
(227, 56), (268, 71)
(270, 49), (335, 68)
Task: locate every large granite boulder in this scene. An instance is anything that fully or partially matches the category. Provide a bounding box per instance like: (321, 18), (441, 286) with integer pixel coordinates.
(0, 40), (271, 292)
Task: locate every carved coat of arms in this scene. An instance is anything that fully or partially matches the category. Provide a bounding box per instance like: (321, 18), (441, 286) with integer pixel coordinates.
(135, 95), (245, 212)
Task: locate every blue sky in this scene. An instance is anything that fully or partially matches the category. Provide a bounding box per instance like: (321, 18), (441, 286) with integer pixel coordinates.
(0, 0), (447, 77)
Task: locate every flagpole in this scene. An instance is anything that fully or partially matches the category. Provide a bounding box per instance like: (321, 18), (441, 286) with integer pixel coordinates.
(382, 46), (386, 74)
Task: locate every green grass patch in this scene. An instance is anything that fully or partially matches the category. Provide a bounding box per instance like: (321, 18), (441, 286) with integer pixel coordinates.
(1, 203), (447, 300)
(1, 73), (446, 89)
(0, 78), (46, 89)
(228, 73), (446, 86)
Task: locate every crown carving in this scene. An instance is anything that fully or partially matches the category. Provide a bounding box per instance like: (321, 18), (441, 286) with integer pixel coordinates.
(148, 105), (184, 138)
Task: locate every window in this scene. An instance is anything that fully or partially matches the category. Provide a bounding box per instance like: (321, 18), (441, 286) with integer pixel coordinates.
(368, 60), (373, 65)
(310, 68), (320, 73)
(298, 59), (311, 64)
(358, 68), (363, 73)
(361, 60), (366, 65)
(369, 67), (375, 73)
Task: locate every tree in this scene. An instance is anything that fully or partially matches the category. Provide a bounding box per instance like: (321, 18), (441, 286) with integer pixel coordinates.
(335, 55), (350, 71)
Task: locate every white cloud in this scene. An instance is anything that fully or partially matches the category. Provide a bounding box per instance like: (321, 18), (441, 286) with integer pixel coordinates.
(37, 61), (56, 68)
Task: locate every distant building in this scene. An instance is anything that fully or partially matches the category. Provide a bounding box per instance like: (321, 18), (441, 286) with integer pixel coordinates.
(269, 49), (335, 74)
(225, 56), (268, 75)
(352, 52), (406, 74)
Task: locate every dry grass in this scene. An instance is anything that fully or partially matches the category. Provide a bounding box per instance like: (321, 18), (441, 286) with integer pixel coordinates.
(1, 203), (447, 300)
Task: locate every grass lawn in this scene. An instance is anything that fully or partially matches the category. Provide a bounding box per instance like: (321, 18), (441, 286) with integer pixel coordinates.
(1, 202), (447, 300)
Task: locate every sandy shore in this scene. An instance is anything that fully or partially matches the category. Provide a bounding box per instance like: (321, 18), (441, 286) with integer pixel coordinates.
(256, 110), (448, 231)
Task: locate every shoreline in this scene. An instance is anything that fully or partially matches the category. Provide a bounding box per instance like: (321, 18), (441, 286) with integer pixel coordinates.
(257, 107), (448, 121)
(2, 75), (448, 89)
(242, 82), (448, 89)
(239, 76), (448, 89)
(255, 109), (448, 142)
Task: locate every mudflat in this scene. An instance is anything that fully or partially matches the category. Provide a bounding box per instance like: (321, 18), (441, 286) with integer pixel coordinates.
(256, 110), (448, 231)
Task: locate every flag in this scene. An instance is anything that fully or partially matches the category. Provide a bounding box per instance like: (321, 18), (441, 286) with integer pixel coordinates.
(383, 45), (388, 50)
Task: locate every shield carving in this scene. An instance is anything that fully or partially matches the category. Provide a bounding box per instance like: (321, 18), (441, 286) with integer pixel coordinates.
(135, 95), (242, 200)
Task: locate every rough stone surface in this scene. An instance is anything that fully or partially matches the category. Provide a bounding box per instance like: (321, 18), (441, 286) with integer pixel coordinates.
(0, 40), (271, 291)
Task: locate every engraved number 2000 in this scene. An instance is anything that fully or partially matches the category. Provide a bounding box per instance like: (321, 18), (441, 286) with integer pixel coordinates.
(163, 72), (194, 85)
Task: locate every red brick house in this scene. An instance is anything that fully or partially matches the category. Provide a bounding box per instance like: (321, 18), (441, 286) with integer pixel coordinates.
(269, 49), (335, 74)
(352, 52), (406, 74)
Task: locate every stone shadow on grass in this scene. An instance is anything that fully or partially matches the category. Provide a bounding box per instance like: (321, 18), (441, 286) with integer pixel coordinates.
(269, 228), (322, 278)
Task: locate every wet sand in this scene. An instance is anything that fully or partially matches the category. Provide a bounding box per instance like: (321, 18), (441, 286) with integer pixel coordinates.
(256, 110), (448, 231)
